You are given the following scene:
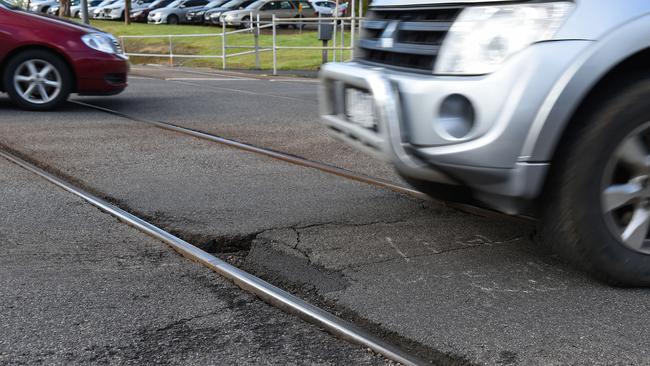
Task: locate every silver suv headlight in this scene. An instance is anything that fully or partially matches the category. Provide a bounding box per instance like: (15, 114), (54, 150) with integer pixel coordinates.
(434, 2), (574, 75)
(81, 33), (118, 54)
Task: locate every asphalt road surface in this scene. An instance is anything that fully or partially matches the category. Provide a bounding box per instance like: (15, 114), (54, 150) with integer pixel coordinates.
(1, 65), (649, 366)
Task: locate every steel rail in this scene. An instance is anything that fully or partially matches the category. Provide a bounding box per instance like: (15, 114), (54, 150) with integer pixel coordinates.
(70, 100), (430, 200)
(71, 100), (531, 222)
(0, 149), (428, 366)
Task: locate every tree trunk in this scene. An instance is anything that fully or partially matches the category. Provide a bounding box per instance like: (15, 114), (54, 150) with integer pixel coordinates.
(59, 0), (71, 17)
(124, 0), (131, 24)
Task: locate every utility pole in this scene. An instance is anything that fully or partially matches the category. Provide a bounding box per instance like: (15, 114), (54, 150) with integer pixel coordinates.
(124, 0), (131, 24)
(80, 0), (89, 24)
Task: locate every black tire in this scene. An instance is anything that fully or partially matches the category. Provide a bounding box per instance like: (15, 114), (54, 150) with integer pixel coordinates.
(2, 49), (73, 111)
(240, 16), (250, 29)
(542, 77), (650, 286)
(167, 14), (179, 24)
(41, 6), (49, 13)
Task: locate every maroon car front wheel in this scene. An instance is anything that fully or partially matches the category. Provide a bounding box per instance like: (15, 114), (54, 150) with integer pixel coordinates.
(2, 49), (72, 111)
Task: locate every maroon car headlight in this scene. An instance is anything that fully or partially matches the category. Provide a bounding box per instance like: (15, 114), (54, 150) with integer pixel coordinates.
(81, 33), (119, 54)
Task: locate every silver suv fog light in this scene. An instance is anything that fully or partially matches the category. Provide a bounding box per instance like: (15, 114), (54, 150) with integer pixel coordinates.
(436, 94), (475, 140)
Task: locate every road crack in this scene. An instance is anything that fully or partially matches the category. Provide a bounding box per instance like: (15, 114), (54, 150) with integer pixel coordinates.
(347, 236), (525, 269)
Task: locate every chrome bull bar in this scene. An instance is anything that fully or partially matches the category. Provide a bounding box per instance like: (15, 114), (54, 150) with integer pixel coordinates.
(319, 62), (455, 184)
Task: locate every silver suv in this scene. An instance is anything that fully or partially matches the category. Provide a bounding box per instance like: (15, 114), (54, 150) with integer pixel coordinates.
(320, 0), (650, 285)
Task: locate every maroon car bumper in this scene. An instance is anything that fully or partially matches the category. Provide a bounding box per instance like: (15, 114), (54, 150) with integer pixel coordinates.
(69, 52), (129, 95)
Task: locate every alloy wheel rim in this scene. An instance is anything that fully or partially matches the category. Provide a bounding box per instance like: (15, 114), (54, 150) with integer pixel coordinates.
(602, 121), (650, 254)
(13, 59), (62, 105)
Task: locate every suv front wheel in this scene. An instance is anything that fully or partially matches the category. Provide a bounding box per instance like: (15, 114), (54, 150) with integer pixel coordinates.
(543, 78), (650, 286)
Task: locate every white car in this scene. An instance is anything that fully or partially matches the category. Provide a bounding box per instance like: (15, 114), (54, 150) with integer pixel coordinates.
(70, 0), (103, 17)
(93, 0), (119, 18)
(28, 0), (57, 13)
(309, 0), (344, 16)
(95, 0), (153, 19)
(89, 0), (118, 17)
(147, 0), (208, 24)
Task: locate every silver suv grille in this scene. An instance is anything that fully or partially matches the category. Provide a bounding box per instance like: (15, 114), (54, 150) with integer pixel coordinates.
(357, 6), (463, 73)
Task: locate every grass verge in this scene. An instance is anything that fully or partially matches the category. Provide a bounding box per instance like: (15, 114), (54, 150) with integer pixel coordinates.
(90, 19), (352, 70)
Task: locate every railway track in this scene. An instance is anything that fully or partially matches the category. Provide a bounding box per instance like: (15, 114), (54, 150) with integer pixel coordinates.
(70, 99), (527, 222)
(1, 75), (525, 364)
(0, 149), (427, 366)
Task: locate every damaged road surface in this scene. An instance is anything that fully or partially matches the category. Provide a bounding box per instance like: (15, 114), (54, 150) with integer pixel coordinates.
(1, 68), (650, 366)
(0, 158), (387, 365)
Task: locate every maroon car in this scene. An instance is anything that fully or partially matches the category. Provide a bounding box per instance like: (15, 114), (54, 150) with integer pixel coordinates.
(0, 0), (128, 110)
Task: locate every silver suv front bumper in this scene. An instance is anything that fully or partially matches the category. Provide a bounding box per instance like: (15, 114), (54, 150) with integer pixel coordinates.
(320, 63), (456, 185)
(320, 41), (592, 213)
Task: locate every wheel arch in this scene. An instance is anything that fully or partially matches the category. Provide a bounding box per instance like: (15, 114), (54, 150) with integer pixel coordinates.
(547, 47), (650, 162)
(516, 15), (650, 201)
(1, 44), (77, 92)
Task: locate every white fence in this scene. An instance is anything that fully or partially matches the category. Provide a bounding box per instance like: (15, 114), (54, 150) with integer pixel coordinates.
(118, 12), (364, 75)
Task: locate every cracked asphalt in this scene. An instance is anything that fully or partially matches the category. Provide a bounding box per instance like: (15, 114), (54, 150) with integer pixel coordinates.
(1, 65), (650, 365)
(0, 157), (387, 366)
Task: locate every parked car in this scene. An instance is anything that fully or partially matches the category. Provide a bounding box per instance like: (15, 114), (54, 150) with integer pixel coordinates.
(28, 0), (57, 13)
(47, 0), (80, 17)
(94, 0), (153, 20)
(130, 0), (173, 22)
(185, 0), (226, 24)
(147, 0), (207, 24)
(46, 0), (79, 16)
(221, 0), (315, 28)
(320, 0), (650, 285)
(93, 0), (126, 20)
(70, 0), (103, 17)
(202, 0), (255, 25)
(92, 0), (121, 18)
(0, 0), (128, 110)
(85, 0), (117, 17)
(309, 0), (343, 17)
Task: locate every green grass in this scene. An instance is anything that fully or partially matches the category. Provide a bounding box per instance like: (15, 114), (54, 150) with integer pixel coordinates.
(89, 19), (352, 70)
